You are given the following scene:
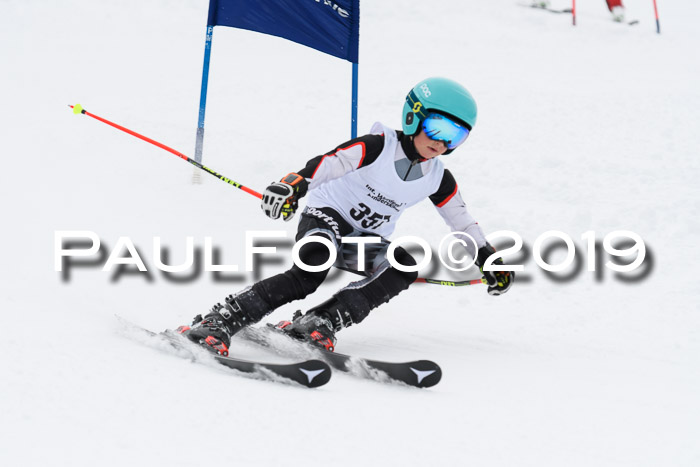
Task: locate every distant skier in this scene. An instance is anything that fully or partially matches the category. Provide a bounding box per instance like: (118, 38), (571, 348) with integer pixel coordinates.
(176, 77), (514, 355)
(605, 0), (626, 22)
(531, 0), (626, 22)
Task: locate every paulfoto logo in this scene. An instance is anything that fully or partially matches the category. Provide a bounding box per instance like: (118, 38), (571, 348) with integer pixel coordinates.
(54, 229), (650, 282)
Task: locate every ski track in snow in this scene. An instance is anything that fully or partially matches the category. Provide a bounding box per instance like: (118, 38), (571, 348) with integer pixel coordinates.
(2, 0), (699, 466)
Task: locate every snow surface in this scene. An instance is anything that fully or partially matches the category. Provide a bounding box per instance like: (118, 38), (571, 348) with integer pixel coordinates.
(2, 0), (699, 466)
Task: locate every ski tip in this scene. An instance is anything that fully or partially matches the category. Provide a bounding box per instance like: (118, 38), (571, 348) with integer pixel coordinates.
(297, 360), (333, 388)
(408, 360), (442, 388)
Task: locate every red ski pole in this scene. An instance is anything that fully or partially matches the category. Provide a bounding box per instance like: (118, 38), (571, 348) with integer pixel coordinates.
(572, 0), (576, 26)
(652, 0), (661, 33)
(69, 105), (489, 289)
(69, 104), (263, 199)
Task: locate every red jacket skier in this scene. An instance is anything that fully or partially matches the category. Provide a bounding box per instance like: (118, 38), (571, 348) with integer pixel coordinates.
(606, 0), (626, 22)
(532, 0), (626, 21)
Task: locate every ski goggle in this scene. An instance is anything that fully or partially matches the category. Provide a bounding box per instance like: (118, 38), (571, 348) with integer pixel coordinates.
(421, 112), (470, 150)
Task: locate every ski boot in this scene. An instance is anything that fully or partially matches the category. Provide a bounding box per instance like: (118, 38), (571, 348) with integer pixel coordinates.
(274, 297), (354, 352)
(176, 296), (250, 356)
(611, 6), (625, 22)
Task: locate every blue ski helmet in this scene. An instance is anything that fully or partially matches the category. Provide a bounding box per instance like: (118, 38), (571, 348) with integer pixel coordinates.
(402, 77), (477, 154)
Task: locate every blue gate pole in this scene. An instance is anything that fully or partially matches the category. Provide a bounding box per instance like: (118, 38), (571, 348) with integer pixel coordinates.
(195, 25), (214, 167)
(351, 62), (358, 139)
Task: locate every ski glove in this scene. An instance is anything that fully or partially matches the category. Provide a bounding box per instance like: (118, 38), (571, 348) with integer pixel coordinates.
(261, 172), (308, 222)
(476, 243), (514, 296)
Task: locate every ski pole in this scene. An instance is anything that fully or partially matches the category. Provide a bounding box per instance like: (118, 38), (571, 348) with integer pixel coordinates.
(572, 0), (576, 26)
(69, 104), (485, 289)
(337, 264), (484, 287)
(415, 277), (486, 287)
(652, 0), (660, 34)
(69, 104), (262, 199)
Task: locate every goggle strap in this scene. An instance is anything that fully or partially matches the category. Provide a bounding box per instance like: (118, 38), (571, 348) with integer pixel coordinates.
(406, 90), (429, 121)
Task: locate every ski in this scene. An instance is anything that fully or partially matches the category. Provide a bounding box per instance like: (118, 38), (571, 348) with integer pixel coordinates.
(238, 327), (442, 388)
(117, 317), (331, 388)
(520, 4), (639, 25)
(518, 3), (572, 14)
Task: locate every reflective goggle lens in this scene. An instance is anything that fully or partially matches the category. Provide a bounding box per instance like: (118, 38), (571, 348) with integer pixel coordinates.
(421, 113), (470, 150)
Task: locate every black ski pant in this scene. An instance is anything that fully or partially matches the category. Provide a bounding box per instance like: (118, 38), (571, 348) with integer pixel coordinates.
(247, 207), (418, 325)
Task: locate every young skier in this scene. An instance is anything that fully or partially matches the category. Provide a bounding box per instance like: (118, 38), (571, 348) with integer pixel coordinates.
(176, 77), (514, 355)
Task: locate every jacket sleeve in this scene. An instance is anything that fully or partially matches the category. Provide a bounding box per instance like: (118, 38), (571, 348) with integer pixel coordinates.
(296, 134), (385, 191)
(430, 169), (487, 258)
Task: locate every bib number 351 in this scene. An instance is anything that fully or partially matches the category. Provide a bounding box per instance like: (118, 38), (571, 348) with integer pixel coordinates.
(350, 203), (391, 229)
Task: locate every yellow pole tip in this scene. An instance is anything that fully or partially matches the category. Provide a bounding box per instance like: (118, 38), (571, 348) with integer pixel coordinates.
(73, 104), (84, 114)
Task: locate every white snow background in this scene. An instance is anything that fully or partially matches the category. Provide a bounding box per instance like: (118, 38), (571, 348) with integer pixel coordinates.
(1, 0), (699, 466)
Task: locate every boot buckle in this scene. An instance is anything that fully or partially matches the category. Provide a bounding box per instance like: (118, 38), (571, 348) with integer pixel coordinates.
(310, 331), (335, 352)
(204, 336), (230, 357)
